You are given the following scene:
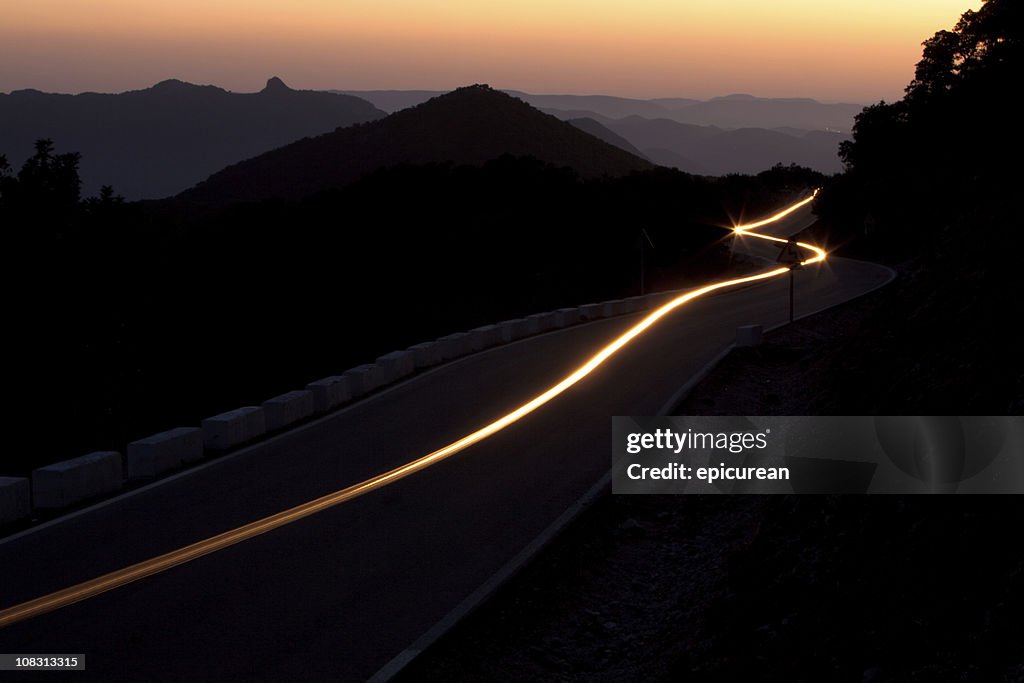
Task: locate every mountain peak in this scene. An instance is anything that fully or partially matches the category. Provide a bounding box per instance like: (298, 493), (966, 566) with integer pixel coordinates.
(151, 79), (195, 92)
(419, 83), (499, 105)
(455, 83), (493, 93)
(262, 76), (291, 93)
(178, 84), (651, 204)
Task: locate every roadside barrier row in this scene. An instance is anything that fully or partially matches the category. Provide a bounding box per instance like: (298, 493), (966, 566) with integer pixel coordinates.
(0, 291), (676, 525)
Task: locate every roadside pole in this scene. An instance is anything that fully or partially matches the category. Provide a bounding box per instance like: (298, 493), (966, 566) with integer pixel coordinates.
(789, 267), (795, 322)
(777, 239), (803, 323)
(639, 228), (655, 296)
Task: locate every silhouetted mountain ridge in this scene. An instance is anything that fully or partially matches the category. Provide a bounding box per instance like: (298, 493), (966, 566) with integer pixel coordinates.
(565, 118), (648, 159)
(556, 114), (847, 174)
(342, 89), (863, 131)
(148, 78), (217, 94)
(0, 77), (384, 198)
(262, 76), (291, 93)
(333, 89), (854, 175)
(178, 84), (653, 204)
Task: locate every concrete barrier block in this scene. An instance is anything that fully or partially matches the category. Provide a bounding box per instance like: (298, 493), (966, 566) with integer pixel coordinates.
(436, 333), (470, 361)
(376, 351), (414, 383)
(514, 318), (536, 340)
(127, 427), (203, 480)
(527, 312), (559, 333)
(494, 320), (518, 343)
(523, 316), (542, 336)
(468, 325), (502, 350)
(490, 324), (511, 345)
(486, 323), (507, 346)
(462, 330), (486, 353)
(499, 319), (527, 341)
(32, 451), (123, 509)
(623, 296), (647, 313)
(0, 477), (31, 524)
(201, 407), (266, 451)
(579, 303), (604, 321)
(604, 299), (631, 316)
(493, 321), (516, 342)
(407, 342), (441, 369)
(736, 324), (764, 347)
(343, 364), (381, 398)
(263, 389), (316, 429)
(306, 377), (350, 414)
(554, 307), (581, 328)
(646, 291), (676, 309)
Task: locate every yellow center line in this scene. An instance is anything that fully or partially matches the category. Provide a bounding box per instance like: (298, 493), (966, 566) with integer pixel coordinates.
(0, 191), (825, 629)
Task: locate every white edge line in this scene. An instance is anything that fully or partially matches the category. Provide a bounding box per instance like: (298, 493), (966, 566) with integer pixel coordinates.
(366, 471), (613, 683)
(367, 256), (898, 683)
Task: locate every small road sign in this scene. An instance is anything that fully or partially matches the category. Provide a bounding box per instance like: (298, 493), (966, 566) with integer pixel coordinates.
(776, 239), (803, 266)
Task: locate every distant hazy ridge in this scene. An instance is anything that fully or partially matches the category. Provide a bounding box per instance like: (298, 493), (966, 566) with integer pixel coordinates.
(0, 77), (384, 199)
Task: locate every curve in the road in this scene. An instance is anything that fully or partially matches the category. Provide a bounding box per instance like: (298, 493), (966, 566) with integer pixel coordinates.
(0, 192), (825, 629)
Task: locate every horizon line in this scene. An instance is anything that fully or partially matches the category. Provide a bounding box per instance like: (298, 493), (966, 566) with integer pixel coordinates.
(1, 78), (875, 106)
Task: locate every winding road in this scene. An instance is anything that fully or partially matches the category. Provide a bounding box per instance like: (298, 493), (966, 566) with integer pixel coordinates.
(0, 195), (893, 681)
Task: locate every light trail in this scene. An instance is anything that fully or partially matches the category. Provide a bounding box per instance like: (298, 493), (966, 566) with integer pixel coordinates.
(0, 192), (825, 629)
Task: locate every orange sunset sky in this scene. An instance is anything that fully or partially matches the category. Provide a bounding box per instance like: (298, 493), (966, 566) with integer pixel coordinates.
(1, 0), (978, 102)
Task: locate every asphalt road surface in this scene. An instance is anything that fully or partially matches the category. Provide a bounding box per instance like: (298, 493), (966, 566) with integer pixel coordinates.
(0, 202), (893, 681)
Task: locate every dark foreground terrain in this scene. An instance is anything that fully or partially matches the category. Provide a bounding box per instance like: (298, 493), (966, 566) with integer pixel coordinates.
(398, 290), (1024, 682)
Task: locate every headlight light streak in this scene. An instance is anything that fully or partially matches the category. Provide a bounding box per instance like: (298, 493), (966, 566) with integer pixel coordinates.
(0, 192), (826, 628)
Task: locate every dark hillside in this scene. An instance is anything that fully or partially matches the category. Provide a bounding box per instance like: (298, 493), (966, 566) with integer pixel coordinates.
(0, 77), (383, 199)
(178, 85), (652, 205)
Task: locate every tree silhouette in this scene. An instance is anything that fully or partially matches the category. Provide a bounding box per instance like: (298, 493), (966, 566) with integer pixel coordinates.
(821, 0), (1021, 254)
(908, 0), (1021, 100)
(0, 139), (85, 243)
(17, 139), (82, 206)
(0, 153), (13, 212)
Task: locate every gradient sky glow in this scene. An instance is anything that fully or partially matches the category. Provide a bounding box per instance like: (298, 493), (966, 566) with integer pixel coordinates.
(1, 0), (979, 102)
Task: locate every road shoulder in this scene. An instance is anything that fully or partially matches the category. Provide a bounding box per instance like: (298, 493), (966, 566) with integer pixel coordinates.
(394, 282), (1024, 682)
